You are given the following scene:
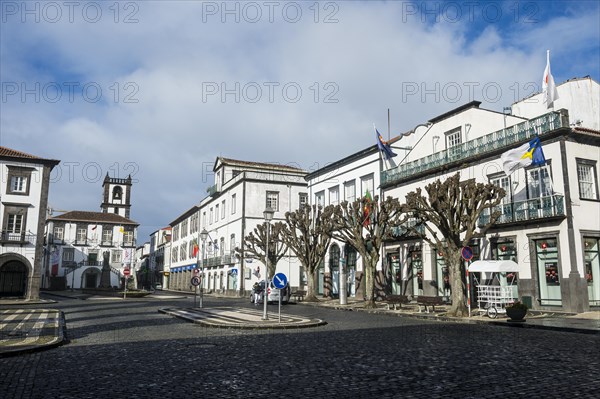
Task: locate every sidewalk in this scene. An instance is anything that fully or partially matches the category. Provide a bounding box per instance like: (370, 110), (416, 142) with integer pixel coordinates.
(301, 297), (600, 335)
(0, 308), (65, 357)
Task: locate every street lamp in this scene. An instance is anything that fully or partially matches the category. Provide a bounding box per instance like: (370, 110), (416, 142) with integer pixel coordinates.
(262, 207), (275, 320)
(199, 228), (209, 308)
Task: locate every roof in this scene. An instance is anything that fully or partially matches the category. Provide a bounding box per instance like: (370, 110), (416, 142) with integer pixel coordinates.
(428, 101), (482, 124)
(0, 146), (60, 166)
(214, 157), (306, 173)
(469, 260), (519, 273)
(48, 211), (138, 226)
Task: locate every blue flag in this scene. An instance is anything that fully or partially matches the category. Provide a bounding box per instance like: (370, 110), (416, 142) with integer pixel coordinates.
(375, 127), (397, 160)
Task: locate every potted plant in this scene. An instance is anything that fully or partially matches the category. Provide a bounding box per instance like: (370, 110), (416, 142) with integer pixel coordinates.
(505, 301), (528, 322)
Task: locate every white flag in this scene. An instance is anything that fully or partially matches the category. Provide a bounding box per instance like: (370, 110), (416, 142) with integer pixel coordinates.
(542, 50), (559, 109)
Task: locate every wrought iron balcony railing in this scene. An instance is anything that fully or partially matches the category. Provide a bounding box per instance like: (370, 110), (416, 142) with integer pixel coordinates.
(381, 111), (568, 186)
(207, 184), (220, 196)
(478, 195), (565, 227)
(0, 231), (35, 245)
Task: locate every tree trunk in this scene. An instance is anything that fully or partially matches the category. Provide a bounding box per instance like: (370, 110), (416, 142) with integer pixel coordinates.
(447, 250), (469, 317)
(363, 258), (376, 309)
(304, 267), (319, 302)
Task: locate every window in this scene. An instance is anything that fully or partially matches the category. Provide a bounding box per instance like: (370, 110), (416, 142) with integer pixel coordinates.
(299, 193), (308, 208)
(266, 191), (279, 211)
(113, 207), (119, 214)
(344, 180), (356, 202)
(172, 247), (178, 262)
(10, 176), (27, 193)
(230, 234), (236, 255)
(527, 164), (553, 199)
(445, 127), (462, 149)
(53, 226), (64, 241)
(6, 166), (32, 195)
(315, 191), (325, 207)
(6, 214), (24, 233)
(173, 225), (179, 241)
(181, 219), (188, 236)
(62, 248), (74, 262)
(189, 241), (195, 258)
(360, 174), (374, 198)
(577, 159), (598, 200)
(202, 212), (207, 227)
(329, 186), (339, 205)
(231, 194), (237, 214)
(215, 204), (220, 221)
(220, 237), (225, 256)
(490, 174), (511, 205)
(2, 206), (27, 234)
(180, 244), (186, 261)
(210, 208), (213, 224)
(123, 231), (134, 245)
(102, 229), (113, 245)
(221, 200), (226, 219)
(76, 228), (87, 244)
(111, 250), (122, 263)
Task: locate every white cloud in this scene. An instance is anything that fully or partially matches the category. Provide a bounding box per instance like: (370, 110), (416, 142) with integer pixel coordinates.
(1, 1), (598, 241)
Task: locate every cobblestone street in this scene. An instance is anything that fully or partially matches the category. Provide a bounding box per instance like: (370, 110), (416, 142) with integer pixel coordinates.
(1, 295), (599, 398)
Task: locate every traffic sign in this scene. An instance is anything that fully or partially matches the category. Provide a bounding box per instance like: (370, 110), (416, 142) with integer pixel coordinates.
(272, 273), (288, 289)
(230, 268), (238, 275)
(191, 276), (201, 286)
(461, 246), (474, 261)
(123, 268), (130, 276)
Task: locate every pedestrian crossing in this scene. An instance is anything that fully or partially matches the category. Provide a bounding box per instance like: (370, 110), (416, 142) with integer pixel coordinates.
(0, 309), (60, 350)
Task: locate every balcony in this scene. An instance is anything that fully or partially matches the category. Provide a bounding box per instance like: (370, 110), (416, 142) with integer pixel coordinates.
(78, 260), (101, 267)
(381, 111), (569, 186)
(0, 231), (35, 246)
(207, 184), (220, 197)
(200, 254), (235, 268)
(390, 220), (426, 239)
(478, 195), (565, 227)
(74, 239), (88, 246)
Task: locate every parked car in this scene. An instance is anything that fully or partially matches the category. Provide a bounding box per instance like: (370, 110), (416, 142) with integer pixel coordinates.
(250, 280), (290, 304)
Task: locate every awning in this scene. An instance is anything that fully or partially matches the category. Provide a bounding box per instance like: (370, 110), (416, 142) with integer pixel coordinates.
(468, 260), (519, 273)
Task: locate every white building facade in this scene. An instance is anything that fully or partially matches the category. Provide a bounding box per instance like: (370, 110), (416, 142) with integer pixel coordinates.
(167, 157), (308, 296)
(381, 78), (600, 313)
(0, 146), (59, 299)
(43, 175), (139, 290)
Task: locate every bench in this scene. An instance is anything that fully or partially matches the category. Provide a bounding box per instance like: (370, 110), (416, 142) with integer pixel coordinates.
(384, 295), (410, 310)
(291, 290), (306, 302)
(416, 296), (446, 313)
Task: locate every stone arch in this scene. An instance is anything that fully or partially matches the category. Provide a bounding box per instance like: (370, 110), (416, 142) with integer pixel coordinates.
(0, 253), (33, 298)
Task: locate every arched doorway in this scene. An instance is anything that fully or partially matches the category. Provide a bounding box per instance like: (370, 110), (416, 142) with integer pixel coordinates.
(82, 267), (101, 288)
(0, 261), (28, 297)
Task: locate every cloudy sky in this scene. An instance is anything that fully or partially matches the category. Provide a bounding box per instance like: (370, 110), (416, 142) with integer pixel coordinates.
(1, 0), (599, 241)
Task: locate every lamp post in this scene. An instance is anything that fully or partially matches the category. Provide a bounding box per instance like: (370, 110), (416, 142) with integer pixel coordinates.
(262, 207), (275, 320)
(200, 228), (209, 308)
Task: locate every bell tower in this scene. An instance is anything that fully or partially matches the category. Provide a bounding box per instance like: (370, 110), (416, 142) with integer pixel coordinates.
(101, 173), (133, 218)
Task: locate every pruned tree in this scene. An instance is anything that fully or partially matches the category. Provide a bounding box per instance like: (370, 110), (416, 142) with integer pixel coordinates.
(332, 195), (404, 309)
(402, 173), (505, 317)
(237, 221), (288, 278)
(281, 205), (336, 302)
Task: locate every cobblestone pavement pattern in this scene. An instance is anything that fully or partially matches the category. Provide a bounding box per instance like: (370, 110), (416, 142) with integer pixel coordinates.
(1, 295), (599, 398)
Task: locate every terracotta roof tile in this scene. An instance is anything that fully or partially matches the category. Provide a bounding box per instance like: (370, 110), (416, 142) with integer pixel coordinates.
(0, 146), (60, 165)
(49, 211), (138, 225)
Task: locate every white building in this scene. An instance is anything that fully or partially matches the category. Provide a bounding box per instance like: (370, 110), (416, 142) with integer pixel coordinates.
(43, 175), (139, 290)
(167, 157), (308, 296)
(0, 146), (59, 299)
(149, 226), (171, 288)
(307, 77), (600, 313)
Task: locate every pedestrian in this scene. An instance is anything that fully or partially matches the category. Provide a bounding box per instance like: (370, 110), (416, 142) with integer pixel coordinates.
(253, 282), (262, 305)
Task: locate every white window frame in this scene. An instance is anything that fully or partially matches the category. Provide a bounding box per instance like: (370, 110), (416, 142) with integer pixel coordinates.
(266, 191), (279, 211)
(102, 229), (113, 245)
(231, 194), (237, 214)
(360, 174), (374, 198)
(344, 180), (356, 202)
(221, 200), (226, 219)
(54, 226), (64, 241)
(329, 186), (339, 206)
(577, 159), (598, 200)
(111, 250), (122, 263)
(445, 127), (462, 149)
(76, 228), (87, 243)
(315, 191), (325, 207)
(10, 176), (27, 193)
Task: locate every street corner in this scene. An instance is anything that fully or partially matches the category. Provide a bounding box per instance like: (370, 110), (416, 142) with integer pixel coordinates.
(0, 309), (66, 357)
(158, 306), (327, 330)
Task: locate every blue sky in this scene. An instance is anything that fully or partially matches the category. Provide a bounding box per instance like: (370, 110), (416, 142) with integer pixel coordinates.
(1, 0), (599, 241)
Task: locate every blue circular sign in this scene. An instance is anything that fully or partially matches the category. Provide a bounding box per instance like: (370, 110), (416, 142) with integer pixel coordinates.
(272, 273), (288, 289)
(461, 246), (474, 261)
